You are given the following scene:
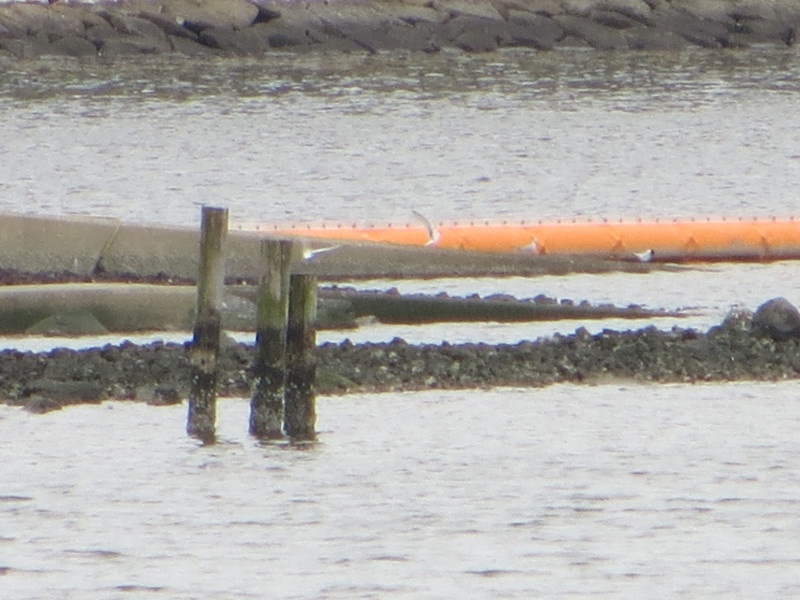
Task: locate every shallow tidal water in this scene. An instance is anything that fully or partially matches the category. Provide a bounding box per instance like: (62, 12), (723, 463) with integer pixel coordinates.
(3, 46), (800, 598)
(3, 383), (800, 599)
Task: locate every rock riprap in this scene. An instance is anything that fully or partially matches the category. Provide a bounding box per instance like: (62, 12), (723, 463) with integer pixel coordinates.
(1, 0), (799, 59)
(5, 298), (800, 413)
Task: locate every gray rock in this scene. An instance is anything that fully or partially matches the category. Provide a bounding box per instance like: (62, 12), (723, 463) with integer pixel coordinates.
(651, 4), (734, 48)
(198, 26), (268, 55)
(97, 12), (169, 40)
(624, 25), (689, 49)
(168, 34), (222, 56)
(254, 5), (362, 51)
(264, 31), (301, 49)
(160, 0), (260, 32)
(381, 1), (441, 27)
(0, 9), (28, 39)
(137, 11), (199, 41)
(141, 385), (182, 406)
(0, 38), (37, 59)
(22, 379), (107, 405)
(20, 31), (98, 57)
(599, 0), (656, 25)
(86, 23), (119, 45)
(0, 0), (799, 57)
(592, 10), (639, 30)
(8, 3), (86, 38)
(507, 11), (564, 49)
(507, 0), (563, 17)
(553, 14), (628, 49)
(255, 8), (324, 50)
(442, 14), (510, 51)
(308, 4), (405, 53)
(726, 8), (797, 46)
(752, 297), (800, 341)
(430, 0), (506, 21)
(344, 19), (442, 53)
(24, 396), (62, 415)
(98, 36), (171, 56)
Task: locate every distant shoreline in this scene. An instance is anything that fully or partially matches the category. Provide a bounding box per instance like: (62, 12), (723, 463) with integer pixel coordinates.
(1, 0), (798, 60)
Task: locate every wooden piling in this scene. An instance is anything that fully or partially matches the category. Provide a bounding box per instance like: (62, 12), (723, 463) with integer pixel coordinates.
(187, 206), (228, 444)
(249, 239), (294, 439)
(284, 273), (318, 441)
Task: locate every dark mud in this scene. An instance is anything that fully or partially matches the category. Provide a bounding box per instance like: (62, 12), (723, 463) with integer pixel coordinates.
(4, 306), (800, 413)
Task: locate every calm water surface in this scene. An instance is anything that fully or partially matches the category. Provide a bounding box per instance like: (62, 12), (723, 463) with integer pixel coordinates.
(3, 48), (800, 598)
(3, 384), (800, 599)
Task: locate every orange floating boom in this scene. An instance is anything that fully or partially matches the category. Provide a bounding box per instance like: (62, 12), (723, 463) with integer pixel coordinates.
(253, 218), (800, 262)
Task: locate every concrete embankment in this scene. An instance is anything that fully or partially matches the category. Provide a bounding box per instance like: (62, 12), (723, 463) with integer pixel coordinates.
(0, 277), (682, 335)
(1, 0), (798, 59)
(0, 212), (668, 280)
(0, 213), (680, 335)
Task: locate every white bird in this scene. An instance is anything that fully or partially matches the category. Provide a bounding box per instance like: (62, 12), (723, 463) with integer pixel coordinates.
(411, 210), (442, 247)
(633, 248), (655, 262)
(519, 238), (542, 254)
(301, 244), (340, 261)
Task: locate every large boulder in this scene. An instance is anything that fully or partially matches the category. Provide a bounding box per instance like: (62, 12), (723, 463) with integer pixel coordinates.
(198, 26), (268, 54)
(21, 379), (107, 406)
(507, 11), (564, 49)
(158, 0), (260, 32)
(553, 14), (628, 48)
(752, 297), (800, 341)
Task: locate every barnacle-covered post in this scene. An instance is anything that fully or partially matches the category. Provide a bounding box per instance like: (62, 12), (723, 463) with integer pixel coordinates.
(187, 206), (228, 444)
(249, 238), (294, 439)
(284, 273), (317, 440)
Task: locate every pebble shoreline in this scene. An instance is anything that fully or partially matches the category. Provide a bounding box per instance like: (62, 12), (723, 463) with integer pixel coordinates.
(1, 0), (798, 59)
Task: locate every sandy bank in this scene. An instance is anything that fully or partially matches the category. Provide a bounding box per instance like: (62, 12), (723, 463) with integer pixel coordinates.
(1, 0), (798, 59)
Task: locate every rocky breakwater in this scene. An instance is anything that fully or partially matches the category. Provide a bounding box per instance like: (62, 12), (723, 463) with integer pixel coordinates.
(0, 0), (798, 59)
(5, 297), (800, 414)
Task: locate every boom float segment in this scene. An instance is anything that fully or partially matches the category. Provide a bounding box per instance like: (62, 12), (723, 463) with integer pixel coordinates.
(253, 219), (800, 262)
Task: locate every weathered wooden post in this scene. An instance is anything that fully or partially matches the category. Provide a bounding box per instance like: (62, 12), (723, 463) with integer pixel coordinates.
(284, 273), (317, 441)
(249, 238), (294, 439)
(187, 206), (228, 444)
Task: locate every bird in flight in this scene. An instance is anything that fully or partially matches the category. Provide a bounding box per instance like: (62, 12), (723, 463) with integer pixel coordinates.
(301, 244), (340, 261)
(411, 210), (442, 247)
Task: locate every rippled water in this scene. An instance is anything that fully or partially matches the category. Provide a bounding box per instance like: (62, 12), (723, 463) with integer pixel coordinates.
(2, 48), (800, 227)
(4, 47), (800, 599)
(3, 383), (800, 599)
